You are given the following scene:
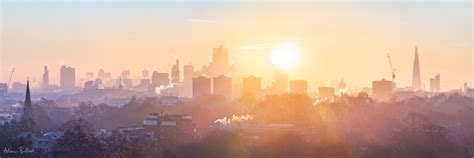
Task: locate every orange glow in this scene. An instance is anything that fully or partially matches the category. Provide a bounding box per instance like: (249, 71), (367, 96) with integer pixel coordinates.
(270, 42), (300, 70)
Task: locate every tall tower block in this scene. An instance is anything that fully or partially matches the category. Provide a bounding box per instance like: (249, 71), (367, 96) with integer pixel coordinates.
(412, 46), (422, 90)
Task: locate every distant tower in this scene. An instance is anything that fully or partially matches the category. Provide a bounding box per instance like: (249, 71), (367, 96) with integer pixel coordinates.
(430, 74), (440, 92)
(171, 60), (180, 84)
(412, 46), (422, 90)
(213, 75), (233, 100)
(142, 69), (149, 79)
(211, 44), (229, 76)
(182, 64), (194, 97)
(274, 69), (289, 92)
(289, 80), (307, 94)
(42, 65), (49, 89)
(192, 76), (211, 98)
(338, 77), (347, 90)
(60, 66), (76, 91)
(243, 75), (262, 95)
(118, 78), (123, 89)
(21, 80), (35, 132)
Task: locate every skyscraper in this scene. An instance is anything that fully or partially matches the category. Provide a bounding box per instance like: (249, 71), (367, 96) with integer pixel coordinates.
(21, 80), (35, 132)
(85, 72), (94, 81)
(142, 69), (149, 79)
(372, 79), (393, 100)
(98, 69), (106, 79)
(183, 65), (194, 83)
(412, 46), (422, 90)
(430, 74), (440, 92)
(121, 70), (131, 79)
(243, 75), (261, 95)
(318, 87), (335, 101)
(182, 64), (194, 98)
(151, 71), (170, 87)
(290, 80), (307, 94)
(42, 65), (49, 89)
(121, 70), (132, 89)
(213, 75), (232, 99)
(210, 44), (229, 76)
(60, 66), (76, 91)
(192, 75), (211, 98)
(274, 69), (289, 92)
(198, 44), (234, 78)
(171, 60), (180, 84)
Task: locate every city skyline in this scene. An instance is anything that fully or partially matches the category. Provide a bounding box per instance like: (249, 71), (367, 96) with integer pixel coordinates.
(0, 1), (473, 157)
(1, 1), (472, 91)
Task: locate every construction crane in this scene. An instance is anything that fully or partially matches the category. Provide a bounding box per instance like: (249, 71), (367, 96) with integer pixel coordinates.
(387, 54), (396, 90)
(7, 68), (15, 88)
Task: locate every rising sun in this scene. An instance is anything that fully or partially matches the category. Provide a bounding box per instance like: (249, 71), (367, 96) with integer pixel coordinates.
(270, 43), (300, 70)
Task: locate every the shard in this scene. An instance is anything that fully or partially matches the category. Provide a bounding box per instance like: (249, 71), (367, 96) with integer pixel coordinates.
(412, 46), (422, 90)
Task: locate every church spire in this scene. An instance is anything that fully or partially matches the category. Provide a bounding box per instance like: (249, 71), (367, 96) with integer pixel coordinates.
(21, 79), (35, 132)
(25, 80), (31, 104)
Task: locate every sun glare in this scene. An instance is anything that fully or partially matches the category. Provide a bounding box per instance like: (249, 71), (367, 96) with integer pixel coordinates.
(270, 43), (300, 70)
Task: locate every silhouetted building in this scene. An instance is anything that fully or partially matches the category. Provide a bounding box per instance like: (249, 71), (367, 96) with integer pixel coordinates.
(171, 60), (180, 84)
(142, 69), (149, 79)
(122, 78), (132, 89)
(338, 77), (347, 90)
(213, 75), (232, 99)
(85, 72), (94, 82)
(289, 80), (307, 94)
(274, 69), (288, 92)
(83, 81), (96, 91)
(318, 87), (335, 100)
(199, 44), (235, 78)
(184, 65), (194, 83)
(372, 79), (393, 100)
(182, 64), (194, 98)
(42, 65), (49, 89)
(430, 74), (440, 92)
(60, 66), (75, 90)
(192, 75), (211, 98)
(466, 88), (474, 97)
(232, 83), (243, 99)
(0, 83), (7, 96)
(140, 79), (150, 87)
(121, 70), (130, 79)
(212, 44), (229, 74)
(243, 75), (261, 95)
(21, 80), (35, 132)
(143, 113), (195, 150)
(11, 82), (26, 93)
(412, 46), (422, 90)
(98, 69), (105, 78)
(151, 71), (170, 87)
(120, 70), (132, 89)
(97, 69), (112, 84)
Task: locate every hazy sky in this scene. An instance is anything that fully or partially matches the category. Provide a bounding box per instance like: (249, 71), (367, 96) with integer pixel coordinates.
(1, 0), (472, 91)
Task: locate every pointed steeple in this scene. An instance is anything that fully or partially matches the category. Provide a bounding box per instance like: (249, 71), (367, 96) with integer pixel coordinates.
(21, 79), (35, 132)
(25, 80), (31, 104)
(412, 46), (421, 90)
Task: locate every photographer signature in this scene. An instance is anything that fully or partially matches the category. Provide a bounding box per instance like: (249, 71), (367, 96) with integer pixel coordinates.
(3, 146), (35, 155)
